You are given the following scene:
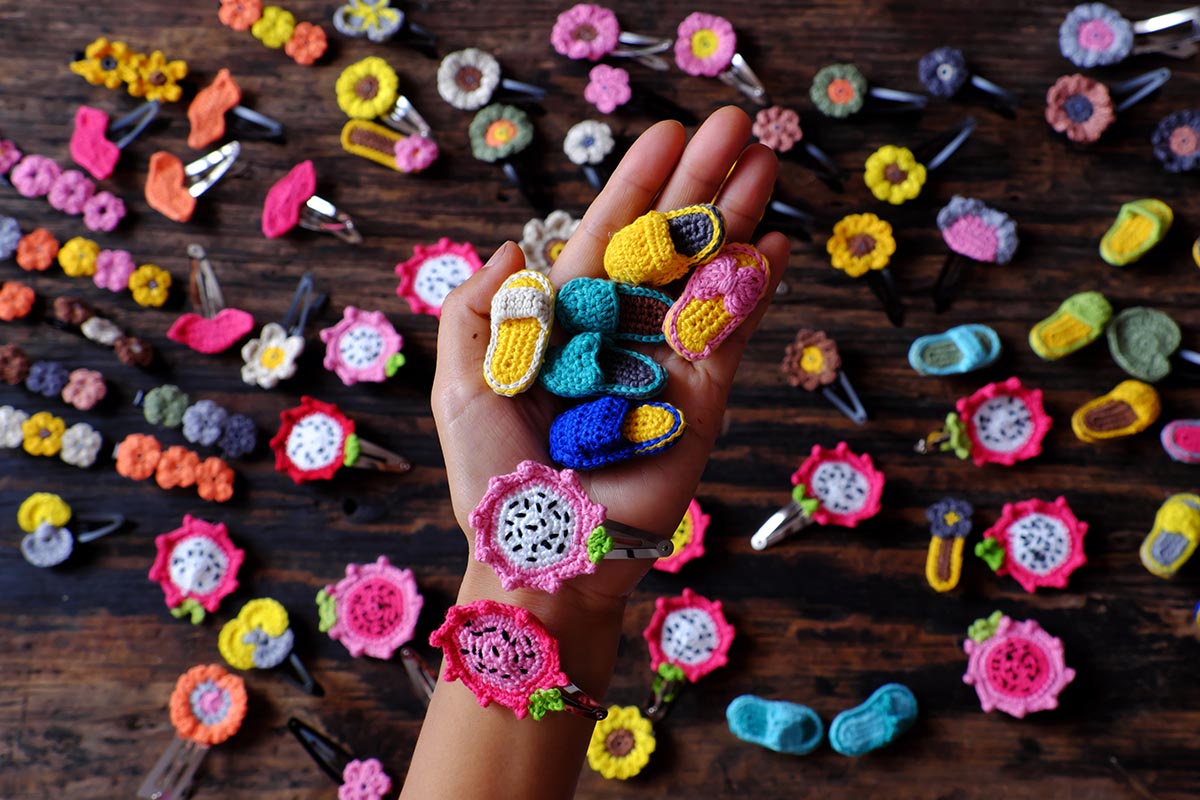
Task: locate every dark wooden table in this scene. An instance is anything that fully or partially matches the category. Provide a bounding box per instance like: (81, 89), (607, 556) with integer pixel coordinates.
(3, 1), (1199, 798)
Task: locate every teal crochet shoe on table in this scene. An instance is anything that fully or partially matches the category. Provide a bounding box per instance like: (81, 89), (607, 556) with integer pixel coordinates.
(726, 695), (824, 755)
(829, 683), (917, 757)
(909, 324), (1000, 375)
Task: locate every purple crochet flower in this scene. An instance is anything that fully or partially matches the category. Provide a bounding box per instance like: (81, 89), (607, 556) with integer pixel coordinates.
(93, 249), (136, 292)
(218, 413), (257, 459)
(584, 64), (631, 114)
(551, 4), (620, 61)
(0, 140), (22, 174)
(47, 170), (96, 215)
(10, 155), (62, 198)
(1152, 109), (1200, 173)
(183, 400), (229, 448)
(1059, 3), (1132, 68)
(82, 191), (126, 233)
(918, 47), (968, 98)
(926, 497), (974, 539)
(0, 216), (21, 261)
(26, 360), (70, 398)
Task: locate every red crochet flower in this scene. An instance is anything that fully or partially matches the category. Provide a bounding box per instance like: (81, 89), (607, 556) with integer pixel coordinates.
(270, 396), (354, 483)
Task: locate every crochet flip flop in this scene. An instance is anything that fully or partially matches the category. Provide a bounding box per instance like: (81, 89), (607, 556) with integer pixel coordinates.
(1070, 379), (1161, 443)
(664, 243), (769, 362)
(556, 278), (673, 343)
(726, 695), (824, 755)
(1029, 291), (1112, 360)
(828, 683), (917, 757)
(1100, 199), (1173, 267)
(1140, 494), (1200, 578)
(604, 204), (726, 287)
(549, 395), (686, 470)
(908, 324), (1000, 375)
(1162, 419), (1200, 464)
(1107, 306), (1182, 382)
(539, 332), (667, 399)
(484, 270), (554, 397)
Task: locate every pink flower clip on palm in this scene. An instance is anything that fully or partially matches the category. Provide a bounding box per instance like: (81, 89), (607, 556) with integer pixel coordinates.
(750, 442), (885, 551)
(319, 306), (405, 386)
(674, 12), (766, 105)
(975, 496), (1088, 593)
(429, 599), (607, 721)
(316, 556), (423, 660)
(916, 377), (1053, 468)
(148, 515), (245, 624)
(642, 589), (735, 720)
(551, 4), (673, 70)
(470, 460), (673, 593)
(963, 611), (1074, 718)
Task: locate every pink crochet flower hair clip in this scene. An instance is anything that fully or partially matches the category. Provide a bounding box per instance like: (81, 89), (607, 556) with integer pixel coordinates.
(975, 496), (1088, 593)
(316, 556), (423, 660)
(917, 377), (1053, 468)
(551, 4), (673, 71)
(963, 611), (1074, 718)
(673, 12), (767, 104)
(642, 588), (735, 720)
(148, 515), (245, 624)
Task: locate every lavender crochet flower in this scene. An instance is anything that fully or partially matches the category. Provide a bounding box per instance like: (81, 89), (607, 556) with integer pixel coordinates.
(47, 170), (96, 215)
(0, 216), (21, 260)
(1059, 3), (1132, 67)
(182, 400), (229, 447)
(10, 155), (62, 198)
(926, 498), (974, 539)
(218, 413), (257, 459)
(26, 360), (70, 398)
(918, 47), (968, 98)
(82, 191), (126, 233)
(1152, 110), (1200, 173)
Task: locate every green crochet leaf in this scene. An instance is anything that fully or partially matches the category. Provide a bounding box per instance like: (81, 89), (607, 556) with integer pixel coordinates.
(343, 433), (360, 468)
(316, 589), (338, 633)
(385, 353), (406, 377)
(587, 527), (613, 563)
(170, 598), (205, 625)
(652, 663), (687, 705)
(790, 484), (820, 517)
(657, 662), (685, 682)
(527, 688), (564, 720)
(968, 610), (1005, 643)
(941, 413), (971, 460)
(974, 537), (1005, 572)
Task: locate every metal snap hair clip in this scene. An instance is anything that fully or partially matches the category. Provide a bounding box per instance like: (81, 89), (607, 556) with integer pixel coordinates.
(70, 101), (160, 180)
(750, 442), (884, 551)
(780, 330), (868, 425)
(757, 196), (818, 241)
(145, 140), (241, 223)
(1045, 68), (1171, 144)
(826, 212), (904, 327)
(673, 12), (767, 104)
(399, 646), (437, 705)
(642, 589), (735, 721)
(864, 116), (977, 207)
(289, 717), (395, 799)
(932, 196), (1019, 312)
(262, 160), (362, 243)
(317, 556), (423, 660)
(469, 103), (549, 214)
(752, 106), (844, 191)
(437, 47), (546, 112)
(564, 120), (617, 191)
(17, 492), (124, 568)
(272, 396), (411, 483)
(810, 62), (927, 119)
(137, 664), (247, 800)
(1060, 3), (1199, 66)
(919, 48), (1019, 116)
(470, 460), (673, 594)
(333, 0), (437, 56)
(335, 58), (441, 173)
(241, 272), (325, 389)
(914, 377), (1053, 468)
(219, 598), (322, 696)
(166, 244), (256, 355)
(553, 4), (674, 71)
(187, 69), (284, 150)
(430, 599), (608, 722)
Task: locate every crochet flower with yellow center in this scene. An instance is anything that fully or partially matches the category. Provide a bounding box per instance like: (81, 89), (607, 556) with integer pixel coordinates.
(336, 57), (399, 120)
(70, 38), (136, 90)
(124, 51), (188, 103)
(252, 5), (297, 49)
(827, 213), (896, 278)
(864, 145), (927, 205)
(587, 705), (656, 780)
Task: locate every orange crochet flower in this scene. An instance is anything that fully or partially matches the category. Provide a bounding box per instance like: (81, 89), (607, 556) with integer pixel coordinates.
(155, 445), (202, 490)
(218, 0), (264, 31)
(285, 22), (327, 66)
(16, 229), (59, 272)
(0, 282), (35, 321)
(196, 457), (235, 502)
(116, 433), (162, 480)
(169, 664), (247, 746)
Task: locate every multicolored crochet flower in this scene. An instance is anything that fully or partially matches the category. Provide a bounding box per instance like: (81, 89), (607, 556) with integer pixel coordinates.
(149, 516), (245, 623)
(674, 12), (736, 77)
(781, 329), (841, 391)
(319, 306), (405, 385)
(791, 442), (885, 528)
(437, 48), (501, 111)
(339, 758), (393, 800)
(169, 664), (248, 746)
(218, 598), (294, 671)
(584, 64), (631, 114)
(241, 322), (304, 389)
(918, 47), (968, 98)
(587, 705), (656, 780)
(827, 213), (895, 278)
(333, 0), (404, 43)
(1152, 110), (1200, 173)
(270, 396), (356, 483)
(317, 556), (423, 659)
(1059, 3), (1132, 68)
(752, 106), (802, 152)
(336, 57), (399, 120)
(955, 377), (1052, 467)
(963, 612), (1075, 718)
(864, 145), (927, 205)
(652, 499), (709, 574)
(811, 63), (867, 118)
(395, 238), (483, 317)
(125, 50), (188, 103)
(937, 196), (1018, 264)
(563, 120), (615, 165)
(1045, 74), (1114, 143)
(643, 589), (734, 683)
(70, 38), (135, 89)
(469, 104), (534, 163)
(519, 210), (578, 275)
(552, 4), (621, 60)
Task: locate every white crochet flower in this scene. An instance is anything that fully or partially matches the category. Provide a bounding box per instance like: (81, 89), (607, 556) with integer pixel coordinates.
(0, 405), (28, 448)
(563, 120), (615, 165)
(81, 317), (124, 346)
(60, 422), (102, 468)
(519, 210), (579, 275)
(241, 322), (305, 389)
(437, 48), (501, 110)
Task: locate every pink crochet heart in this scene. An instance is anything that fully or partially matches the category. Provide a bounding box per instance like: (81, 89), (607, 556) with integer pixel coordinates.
(70, 106), (120, 181)
(168, 309), (256, 354)
(262, 160), (316, 239)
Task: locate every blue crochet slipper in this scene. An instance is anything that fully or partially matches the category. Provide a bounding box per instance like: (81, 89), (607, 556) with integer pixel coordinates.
(549, 395), (686, 470)
(908, 324), (1000, 375)
(726, 695), (824, 755)
(539, 332), (667, 399)
(829, 683), (917, 757)
(556, 278), (673, 343)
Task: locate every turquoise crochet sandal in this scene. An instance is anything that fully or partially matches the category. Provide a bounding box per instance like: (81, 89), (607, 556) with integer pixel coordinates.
(908, 324), (1000, 375)
(539, 332), (667, 399)
(726, 695), (824, 755)
(828, 683), (917, 757)
(556, 278), (673, 343)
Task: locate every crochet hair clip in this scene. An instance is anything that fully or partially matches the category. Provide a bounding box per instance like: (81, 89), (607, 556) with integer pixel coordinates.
(674, 12), (767, 104)
(975, 496), (1087, 593)
(333, 0), (437, 57)
(963, 612), (1074, 718)
(17, 492), (124, 568)
(187, 69), (284, 150)
(932, 195), (1019, 312)
(220, 598), (322, 696)
(780, 330), (868, 425)
(1, 405), (104, 469)
(1060, 4), (1199, 67)
(752, 106), (844, 192)
(145, 140), (241, 223)
(317, 556), (425, 663)
(826, 212), (904, 327)
(470, 103), (549, 214)
(271, 396), (410, 484)
(810, 62), (927, 119)
(564, 120), (618, 192)
(918, 48), (1019, 116)
(1045, 68), (1171, 144)
(149, 516), (243, 623)
(241, 272), (325, 389)
(642, 589), (735, 720)
(263, 160), (362, 243)
(336, 58), (439, 173)
(553, 4), (674, 71)
(71, 101), (160, 180)
(167, 244), (255, 355)
(915, 377), (1052, 467)
(438, 48), (546, 112)
(289, 717), (394, 800)
(863, 116), (976, 207)
(216, 3), (328, 66)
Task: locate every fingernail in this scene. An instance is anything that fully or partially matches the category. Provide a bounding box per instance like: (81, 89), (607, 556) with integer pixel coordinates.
(484, 241), (514, 268)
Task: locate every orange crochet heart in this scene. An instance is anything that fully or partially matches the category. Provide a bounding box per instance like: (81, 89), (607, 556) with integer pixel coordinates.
(145, 151), (196, 222)
(187, 69), (241, 150)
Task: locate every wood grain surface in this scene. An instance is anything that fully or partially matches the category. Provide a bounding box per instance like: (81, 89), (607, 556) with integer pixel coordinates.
(2, 1), (1199, 798)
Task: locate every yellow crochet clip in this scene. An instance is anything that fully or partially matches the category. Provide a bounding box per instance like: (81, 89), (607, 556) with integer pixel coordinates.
(17, 492), (124, 568)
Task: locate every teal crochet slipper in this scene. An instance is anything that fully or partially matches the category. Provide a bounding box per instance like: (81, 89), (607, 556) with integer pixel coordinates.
(556, 278), (673, 343)
(908, 324), (1000, 375)
(726, 695), (824, 755)
(539, 332), (667, 399)
(829, 683), (917, 757)
(1107, 307), (1181, 382)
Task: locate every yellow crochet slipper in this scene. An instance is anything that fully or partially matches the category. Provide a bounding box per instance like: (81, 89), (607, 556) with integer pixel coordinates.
(1140, 494), (1200, 579)
(604, 204), (726, 287)
(1100, 199), (1173, 267)
(1029, 291), (1112, 360)
(483, 270), (555, 397)
(1070, 380), (1160, 443)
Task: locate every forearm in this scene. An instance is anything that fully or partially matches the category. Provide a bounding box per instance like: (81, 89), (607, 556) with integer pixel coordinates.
(400, 563), (626, 800)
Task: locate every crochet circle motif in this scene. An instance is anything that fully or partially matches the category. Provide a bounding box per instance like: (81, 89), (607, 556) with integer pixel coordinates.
(985, 637), (1049, 697)
(790, 442), (884, 528)
(660, 608), (720, 666)
(643, 589), (734, 683)
(956, 379), (1051, 467)
(323, 556), (423, 659)
(963, 615), (1074, 718)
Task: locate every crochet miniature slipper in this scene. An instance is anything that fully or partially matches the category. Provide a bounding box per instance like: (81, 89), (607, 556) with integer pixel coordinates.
(1029, 291), (1112, 360)
(1070, 379), (1160, 443)
(663, 243), (769, 362)
(539, 332), (666, 399)
(484, 270), (554, 397)
(1162, 420), (1200, 464)
(604, 204), (726, 287)
(1140, 493), (1200, 578)
(828, 684), (917, 757)
(726, 695), (824, 756)
(1100, 199), (1173, 267)
(1106, 306), (1181, 382)
(549, 395), (686, 470)
(908, 324), (1000, 376)
(556, 278), (672, 343)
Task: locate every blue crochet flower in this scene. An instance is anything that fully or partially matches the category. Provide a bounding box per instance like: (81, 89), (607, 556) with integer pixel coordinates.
(0, 215), (20, 261)
(1059, 3), (1132, 68)
(926, 497), (974, 539)
(25, 360), (69, 398)
(918, 47), (968, 98)
(1152, 110), (1200, 173)
(218, 413), (257, 459)
(182, 400), (228, 448)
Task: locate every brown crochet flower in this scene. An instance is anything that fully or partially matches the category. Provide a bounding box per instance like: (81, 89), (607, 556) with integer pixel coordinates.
(1045, 74), (1114, 143)
(53, 296), (96, 327)
(0, 281), (35, 321)
(0, 343), (32, 384)
(114, 336), (155, 367)
(782, 329), (841, 391)
(155, 445), (201, 490)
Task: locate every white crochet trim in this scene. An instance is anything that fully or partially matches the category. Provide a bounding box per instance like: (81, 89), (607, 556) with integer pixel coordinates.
(660, 608), (719, 666)
(809, 461), (869, 515)
(494, 484), (577, 571)
(1008, 513), (1071, 576)
(285, 412), (345, 472)
(437, 48), (501, 111)
(168, 535), (230, 595)
(971, 395), (1033, 454)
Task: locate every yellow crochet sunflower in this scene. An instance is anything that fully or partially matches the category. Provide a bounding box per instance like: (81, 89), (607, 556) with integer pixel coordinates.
(587, 705), (656, 780)
(336, 56), (399, 120)
(864, 145), (927, 205)
(827, 213), (896, 278)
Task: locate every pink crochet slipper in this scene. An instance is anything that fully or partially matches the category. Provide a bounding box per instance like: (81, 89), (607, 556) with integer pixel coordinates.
(663, 243), (768, 361)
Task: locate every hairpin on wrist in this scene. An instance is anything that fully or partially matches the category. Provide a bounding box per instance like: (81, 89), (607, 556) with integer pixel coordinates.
(438, 47), (546, 112)
(864, 116), (976, 206)
(188, 69), (284, 150)
(752, 106), (843, 191)
(115, 435), (236, 502)
(220, 598), (321, 695)
(652, 499), (708, 573)
(826, 212), (904, 327)
(0, 405), (103, 468)
(217, 2), (328, 66)
(643, 589), (734, 720)
(145, 140), (241, 223)
(70, 102), (160, 180)
(263, 160), (362, 243)
(138, 664), (247, 800)
(915, 377), (1052, 467)
(564, 120), (616, 191)
(963, 611), (1074, 718)
(317, 556), (423, 660)
(470, 103), (548, 213)
(1153, 110), (1200, 173)
(810, 63), (927, 119)
(149, 516), (244, 623)
(780, 330), (867, 425)
(333, 0), (437, 56)
(519, 210), (580, 275)
(918, 48), (1018, 115)
(470, 461), (673, 593)
(17, 492), (123, 568)
(674, 13), (767, 104)
(336, 58), (439, 174)
(6, 152), (127, 231)
(430, 599), (607, 721)
(289, 718), (394, 800)
(932, 196), (1018, 312)
(750, 443), (884, 550)
(394, 238), (484, 318)
(271, 396), (410, 483)
(1060, 3), (1198, 67)
(168, 244), (255, 354)
(70, 38), (187, 102)
(924, 498), (972, 593)
(1045, 69), (1170, 144)
(320, 306), (405, 386)
(553, 4), (673, 71)
(975, 497), (1087, 593)
(241, 272), (325, 389)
